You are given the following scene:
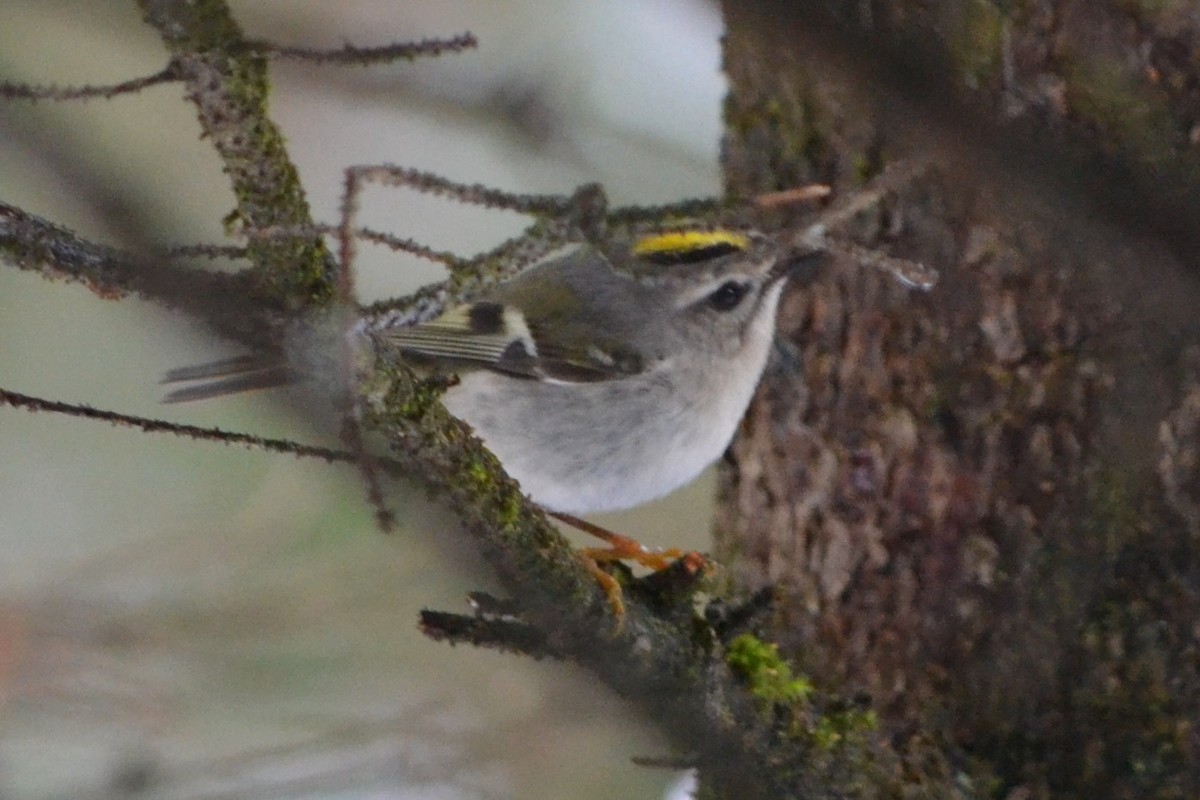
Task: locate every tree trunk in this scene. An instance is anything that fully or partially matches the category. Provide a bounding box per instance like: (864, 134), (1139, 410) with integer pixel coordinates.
(718, 2), (1200, 795)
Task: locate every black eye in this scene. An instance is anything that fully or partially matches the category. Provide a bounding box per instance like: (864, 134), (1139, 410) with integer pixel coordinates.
(707, 280), (750, 311)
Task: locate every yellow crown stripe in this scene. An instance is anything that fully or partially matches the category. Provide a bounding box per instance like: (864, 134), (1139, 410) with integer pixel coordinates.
(632, 230), (749, 257)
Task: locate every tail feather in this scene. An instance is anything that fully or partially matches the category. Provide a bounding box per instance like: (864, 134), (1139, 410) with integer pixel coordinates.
(161, 354), (275, 384)
(162, 356), (295, 403)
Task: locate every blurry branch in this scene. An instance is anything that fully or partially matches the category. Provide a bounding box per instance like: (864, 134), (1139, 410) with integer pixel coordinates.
(250, 32), (477, 65)
(0, 201), (270, 346)
(0, 65), (182, 101)
(0, 388), (352, 465)
(0, 34), (477, 102)
(0, 201), (192, 301)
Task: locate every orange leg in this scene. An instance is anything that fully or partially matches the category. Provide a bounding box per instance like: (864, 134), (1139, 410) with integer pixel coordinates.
(550, 511), (706, 622)
(580, 556), (626, 621)
(550, 512), (686, 570)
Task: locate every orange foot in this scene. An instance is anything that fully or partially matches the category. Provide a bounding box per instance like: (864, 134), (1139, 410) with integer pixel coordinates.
(550, 511), (707, 624)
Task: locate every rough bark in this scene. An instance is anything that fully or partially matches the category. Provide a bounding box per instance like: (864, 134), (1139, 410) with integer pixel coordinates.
(718, 2), (1200, 796)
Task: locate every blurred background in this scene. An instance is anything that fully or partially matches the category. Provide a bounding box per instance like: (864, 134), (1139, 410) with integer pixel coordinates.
(0, 1), (727, 797)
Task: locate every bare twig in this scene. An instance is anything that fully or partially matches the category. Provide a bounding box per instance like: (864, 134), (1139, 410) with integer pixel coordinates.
(0, 34), (477, 102)
(244, 33), (477, 65)
(0, 387), (351, 464)
(0, 63), (181, 101)
(0, 201), (272, 347)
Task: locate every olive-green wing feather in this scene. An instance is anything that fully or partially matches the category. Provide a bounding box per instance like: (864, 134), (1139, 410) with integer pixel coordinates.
(381, 300), (644, 383)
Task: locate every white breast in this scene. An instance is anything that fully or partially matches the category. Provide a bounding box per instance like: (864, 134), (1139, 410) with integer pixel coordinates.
(443, 283), (785, 514)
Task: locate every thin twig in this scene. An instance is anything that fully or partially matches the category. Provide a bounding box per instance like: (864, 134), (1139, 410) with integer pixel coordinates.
(0, 64), (181, 101)
(244, 33), (477, 65)
(0, 387), (352, 465)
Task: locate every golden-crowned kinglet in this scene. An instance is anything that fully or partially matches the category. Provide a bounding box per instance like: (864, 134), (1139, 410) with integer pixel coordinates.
(373, 229), (821, 514)
(163, 226), (822, 515)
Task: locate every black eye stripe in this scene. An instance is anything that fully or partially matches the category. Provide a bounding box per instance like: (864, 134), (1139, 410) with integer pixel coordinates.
(638, 241), (743, 265)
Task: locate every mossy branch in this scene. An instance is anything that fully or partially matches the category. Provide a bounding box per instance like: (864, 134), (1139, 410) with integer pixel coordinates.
(137, 0), (335, 310)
